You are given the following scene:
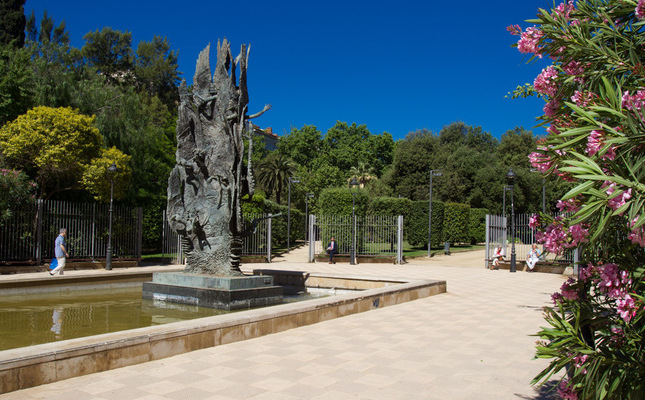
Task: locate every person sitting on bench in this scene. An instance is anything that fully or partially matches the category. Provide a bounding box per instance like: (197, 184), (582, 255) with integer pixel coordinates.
(526, 244), (542, 272)
(492, 245), (504, 270)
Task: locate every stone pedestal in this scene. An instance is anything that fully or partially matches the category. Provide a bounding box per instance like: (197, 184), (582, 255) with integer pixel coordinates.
(142, 272), (283, 310)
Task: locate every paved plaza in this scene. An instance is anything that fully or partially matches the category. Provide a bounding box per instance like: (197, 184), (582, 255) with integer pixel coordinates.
(0, 249), (566, 399)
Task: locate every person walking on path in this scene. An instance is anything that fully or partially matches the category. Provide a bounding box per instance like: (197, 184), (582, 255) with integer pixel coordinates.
(327, 237), (338, 264)
(50, 228), (69, 276)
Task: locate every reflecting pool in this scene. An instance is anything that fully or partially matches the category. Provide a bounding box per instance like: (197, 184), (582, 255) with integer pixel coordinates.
(0, 284), (325, 351)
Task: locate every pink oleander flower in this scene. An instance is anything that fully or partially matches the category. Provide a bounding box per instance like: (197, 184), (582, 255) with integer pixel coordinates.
(544, 99), (560, 117)
(507, 24), (521, 35)
(606, 184), (632, 213)
(558, 379), (578, 400)
(556, 198), (580, 212)
(552, 292), (564, 305)
(637, 0), (645, 19)
(536, 221), (570, 254)
(554, 1), (575, 20)
(586, 130), (603, 156)
(534, 66), (559, 96)
(616, 294), (637, 322)
(529, 214), (541, 229)
(563, 60), (584, 76)
(597, 263), (631, 299)
(571, 91), (595, 107)
(579, 264), (594, 281)
(603, 145), (617, 161)
(572, 354), (588, 374)
(547, 125), (560, 135)
(529, 151), (553, 173)
(560, 278), (579, 300)
(622, 90), (645, 110)
(568, 224), (589, 245)
(517, 26), (544, 56)
(628, 216), (645, 246)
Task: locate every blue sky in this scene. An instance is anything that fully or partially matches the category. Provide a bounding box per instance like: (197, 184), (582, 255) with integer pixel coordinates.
(24, 0), (552, 140)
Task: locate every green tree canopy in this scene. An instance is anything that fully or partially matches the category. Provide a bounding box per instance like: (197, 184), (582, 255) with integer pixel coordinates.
(0, 106), (102, 197)
(82, 27), (134, 85)
(0, 0), (26, 48)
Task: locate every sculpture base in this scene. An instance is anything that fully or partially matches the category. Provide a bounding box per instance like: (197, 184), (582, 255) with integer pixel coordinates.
(142, 272), (283, 310)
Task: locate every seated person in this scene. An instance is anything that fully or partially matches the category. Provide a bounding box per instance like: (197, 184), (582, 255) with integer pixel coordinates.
(492, 245), (504, 270)
(526, 244), (542, 272)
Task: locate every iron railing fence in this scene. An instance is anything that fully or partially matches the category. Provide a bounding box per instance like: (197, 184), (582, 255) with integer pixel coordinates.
(1, 200), (143, 263)
(485, 213), (575, 268)
(161, 212), (272, 265)
(309, 215), (403, 263)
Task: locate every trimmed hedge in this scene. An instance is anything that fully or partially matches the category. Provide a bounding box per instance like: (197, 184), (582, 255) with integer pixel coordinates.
(469, 208), (489, 244)
(318, 187), (369, 216)
(405, 200), (444, 249)
(367, 196), (412, 217)
(442, 202), (470, 244)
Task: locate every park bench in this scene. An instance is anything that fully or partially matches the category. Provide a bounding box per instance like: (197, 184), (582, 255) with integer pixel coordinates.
(487, 258), (570, 274)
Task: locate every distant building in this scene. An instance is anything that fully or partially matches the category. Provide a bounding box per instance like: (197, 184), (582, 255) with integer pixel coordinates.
(251, 124), (279, 151)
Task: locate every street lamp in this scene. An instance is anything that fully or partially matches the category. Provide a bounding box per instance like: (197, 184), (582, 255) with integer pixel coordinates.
(506, 168), (517, 273)
(287, 177), (300, 253)
(502, 184), (512, 254)
(428, 170), (443, 257)
(106, 162), (118, 270)
(305, 193), (314, 244)
(349, 178), (359, 265)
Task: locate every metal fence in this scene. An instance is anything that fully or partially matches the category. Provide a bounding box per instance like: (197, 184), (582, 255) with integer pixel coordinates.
(485, 213), (576, 268)
(1, 200), (143, 263)
(308, 215), (404, 263)
(161, 212), (272, 264)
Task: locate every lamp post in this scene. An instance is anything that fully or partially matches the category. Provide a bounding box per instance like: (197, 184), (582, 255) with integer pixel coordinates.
(287, 177), (300, 253)
(105, 162), (118, 270)
(506, 168), (517, 273)
(428, 170), (443, 257)
(502, 184), (512, 254)
(349, 178), (359, 265)
(305, 193), (314, 244)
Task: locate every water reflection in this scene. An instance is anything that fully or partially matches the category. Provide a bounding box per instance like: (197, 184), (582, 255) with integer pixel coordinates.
(0, 286), (228, 351)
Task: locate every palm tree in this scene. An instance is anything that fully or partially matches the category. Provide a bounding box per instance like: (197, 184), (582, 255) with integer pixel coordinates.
(348, 162), (376, 188)
(255, 153), (296, 204)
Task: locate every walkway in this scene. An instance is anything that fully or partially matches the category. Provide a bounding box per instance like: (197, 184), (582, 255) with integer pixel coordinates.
(0, 250), (566, 399)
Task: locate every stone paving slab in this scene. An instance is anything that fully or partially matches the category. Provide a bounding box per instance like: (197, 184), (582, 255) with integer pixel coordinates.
(0, 251), (566, 399)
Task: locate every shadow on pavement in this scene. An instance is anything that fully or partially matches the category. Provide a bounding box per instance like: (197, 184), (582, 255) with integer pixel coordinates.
(515, 380), (560, 400)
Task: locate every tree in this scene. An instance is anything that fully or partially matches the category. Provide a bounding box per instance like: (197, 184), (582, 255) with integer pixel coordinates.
(255, 153), (296, 204)
(276, 125), (323, 170)
(0, 0), (26, 48)
(134, 36), (180, 107)
(0, 106), (102, 198)
(389, 129), (437, 200)
(80, 147), (132, 202)
(0, 168), (36, 224)
(0, 45), (33, 125)
(82, 28), (134, 85)
(511, 1), (645, 397)
(348, 161), (376, 188)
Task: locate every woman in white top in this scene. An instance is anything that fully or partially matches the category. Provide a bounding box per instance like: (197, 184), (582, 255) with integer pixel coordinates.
(491, 245), (504, 270)
(526, 244), (542, 272)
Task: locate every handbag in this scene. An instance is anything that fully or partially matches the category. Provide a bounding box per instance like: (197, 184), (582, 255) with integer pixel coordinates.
(49, 257), (58, 270)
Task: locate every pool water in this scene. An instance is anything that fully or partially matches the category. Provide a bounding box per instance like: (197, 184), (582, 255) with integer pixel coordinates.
(0, 285), (326, 351)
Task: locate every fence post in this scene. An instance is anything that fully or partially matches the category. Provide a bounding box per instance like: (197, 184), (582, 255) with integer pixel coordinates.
(267, 213), (272, 263)
(309, 214), (316, 263)
(485, 215), (490, 269)
(396, 215), (403, 264)
(136, 207), (143, 258)
(573, 247), (579, 276)
(35, 199), (43, 263)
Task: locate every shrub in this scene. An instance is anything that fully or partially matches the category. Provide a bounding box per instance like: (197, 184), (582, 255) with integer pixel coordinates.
(405, 200), (444, 248)
(442, 202), (470, 244)
(468, 208), (488, 244)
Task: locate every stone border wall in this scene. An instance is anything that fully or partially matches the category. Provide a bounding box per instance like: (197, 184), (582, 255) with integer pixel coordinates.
(0, 274), (445, 394)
